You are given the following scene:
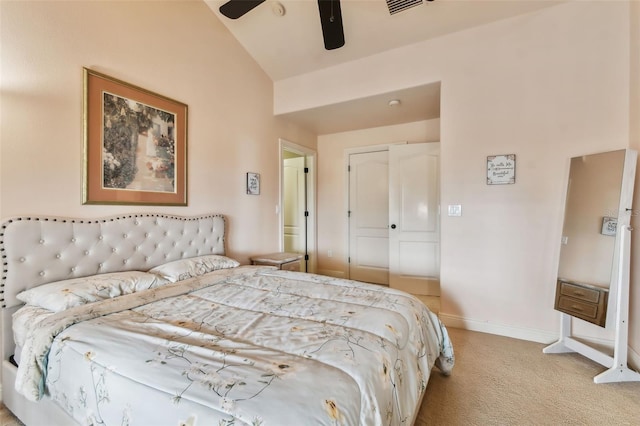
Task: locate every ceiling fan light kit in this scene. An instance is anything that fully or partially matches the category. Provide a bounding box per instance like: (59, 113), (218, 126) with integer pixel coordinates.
(271, 2), (286, 17)
(219, 0), (345, 51)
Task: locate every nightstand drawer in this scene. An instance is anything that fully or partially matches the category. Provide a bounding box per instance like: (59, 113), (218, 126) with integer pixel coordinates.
(557, 297), (599, 319)
(558, 281), (602, 303)
(554, 280), (608, 327)
(280, 260), (301, 271)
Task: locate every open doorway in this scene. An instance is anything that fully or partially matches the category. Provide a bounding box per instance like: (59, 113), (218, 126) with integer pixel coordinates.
(279, 139), (317, 273)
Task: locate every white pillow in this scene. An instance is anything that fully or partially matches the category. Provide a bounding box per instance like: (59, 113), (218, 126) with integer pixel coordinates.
(148, 255), (240, 282)
(16, 271), (169, 312)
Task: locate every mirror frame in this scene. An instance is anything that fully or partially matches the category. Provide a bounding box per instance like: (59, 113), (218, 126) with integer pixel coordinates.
(544, 148), (639, 384)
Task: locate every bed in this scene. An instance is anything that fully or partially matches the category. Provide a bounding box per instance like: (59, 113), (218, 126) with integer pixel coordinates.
(0, 213), (454, 425)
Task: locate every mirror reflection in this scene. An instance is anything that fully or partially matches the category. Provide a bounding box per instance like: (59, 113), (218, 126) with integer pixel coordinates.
(557, 149), (626, 288)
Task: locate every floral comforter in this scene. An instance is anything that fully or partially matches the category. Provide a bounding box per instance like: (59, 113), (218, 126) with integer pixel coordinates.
(14, 266), (454, 425)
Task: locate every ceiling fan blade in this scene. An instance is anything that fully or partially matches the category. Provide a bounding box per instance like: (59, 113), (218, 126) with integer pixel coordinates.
(219, 0), (266, 19)
(317, 0), (345, 50)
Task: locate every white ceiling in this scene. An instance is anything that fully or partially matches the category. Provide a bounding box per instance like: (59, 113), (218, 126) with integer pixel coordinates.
(206, 0), (562, 134)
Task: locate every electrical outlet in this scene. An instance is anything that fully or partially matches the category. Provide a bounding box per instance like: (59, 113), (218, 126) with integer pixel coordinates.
(448, 205), (462, 217)
(327, 250), (333, 258)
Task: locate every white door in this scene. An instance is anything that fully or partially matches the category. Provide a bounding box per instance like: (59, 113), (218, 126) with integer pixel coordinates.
(389, 143), (440, 295)
(284, 156), (306, 264)
(348, 151), (389, 285)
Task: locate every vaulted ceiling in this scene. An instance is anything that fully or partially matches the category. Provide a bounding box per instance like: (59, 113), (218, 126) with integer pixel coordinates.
(206, 0), (563, 134)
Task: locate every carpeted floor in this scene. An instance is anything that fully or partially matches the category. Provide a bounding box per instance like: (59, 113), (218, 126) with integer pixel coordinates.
(416, 327), (640, 425)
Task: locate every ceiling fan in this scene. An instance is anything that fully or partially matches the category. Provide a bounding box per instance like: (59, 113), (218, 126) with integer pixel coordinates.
(219, 0), (346, 50)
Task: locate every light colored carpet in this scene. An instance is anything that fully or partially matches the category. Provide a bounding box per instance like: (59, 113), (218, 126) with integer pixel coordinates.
(416, 327), (640, 425)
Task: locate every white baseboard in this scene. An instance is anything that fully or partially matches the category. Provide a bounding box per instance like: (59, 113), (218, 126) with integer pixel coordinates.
(439, 313), (558, 344)
(440, 313), (640, 373)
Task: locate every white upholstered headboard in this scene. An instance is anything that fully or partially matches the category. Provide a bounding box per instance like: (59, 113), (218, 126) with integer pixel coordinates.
(0, 213), (226, 308)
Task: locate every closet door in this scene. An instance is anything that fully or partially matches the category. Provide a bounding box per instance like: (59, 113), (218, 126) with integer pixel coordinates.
(389, 143), (440, 295)
(348, 150), (390, 285)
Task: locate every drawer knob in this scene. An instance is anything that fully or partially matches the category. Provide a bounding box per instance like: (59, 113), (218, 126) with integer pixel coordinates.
(571, 305), (584, 312)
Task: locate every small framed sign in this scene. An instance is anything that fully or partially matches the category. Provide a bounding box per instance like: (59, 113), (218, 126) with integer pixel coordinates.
(246, 172), (260, 195)
(487, 154), (516, 185)
(601, 216), (617, 236)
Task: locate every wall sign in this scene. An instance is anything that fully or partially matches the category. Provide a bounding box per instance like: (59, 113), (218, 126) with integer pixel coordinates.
(487, 154), (516, 185)
(246, 172), (260, 195)
(601, 216), (617, 236)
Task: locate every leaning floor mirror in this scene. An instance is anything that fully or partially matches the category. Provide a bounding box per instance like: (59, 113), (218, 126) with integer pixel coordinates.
(544, 148), (640, 383)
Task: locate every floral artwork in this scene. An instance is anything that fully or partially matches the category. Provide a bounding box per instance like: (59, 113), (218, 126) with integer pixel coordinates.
(102, 93), (176, 192)
(83, 68), (187, 205)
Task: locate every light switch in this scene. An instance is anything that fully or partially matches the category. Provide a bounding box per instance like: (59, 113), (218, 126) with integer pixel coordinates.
(448, 205), (462, 217)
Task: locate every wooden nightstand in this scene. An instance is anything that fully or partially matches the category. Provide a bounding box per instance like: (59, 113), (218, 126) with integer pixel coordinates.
(250, 252), (303, 271)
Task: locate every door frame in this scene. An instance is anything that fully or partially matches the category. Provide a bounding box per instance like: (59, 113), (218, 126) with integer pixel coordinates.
(279, 138), (317, 273)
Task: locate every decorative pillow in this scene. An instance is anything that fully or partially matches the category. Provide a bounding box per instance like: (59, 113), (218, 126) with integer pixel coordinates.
(148, 254), (240, 282)
(16, 271), (169, 313)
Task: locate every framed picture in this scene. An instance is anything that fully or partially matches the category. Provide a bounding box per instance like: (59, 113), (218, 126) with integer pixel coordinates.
(487, 154), (516, 185)
(83, 68), (188, 205)
(601, 216), (617, 236)
(246, 172), (260, 195)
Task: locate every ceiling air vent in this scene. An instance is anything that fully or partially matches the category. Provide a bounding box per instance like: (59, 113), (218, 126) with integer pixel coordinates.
(386, 0), (424, 15)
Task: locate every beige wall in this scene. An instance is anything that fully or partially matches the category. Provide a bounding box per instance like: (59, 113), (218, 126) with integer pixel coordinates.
(0, 0), (316, 264)
(284, 1), (637, 348)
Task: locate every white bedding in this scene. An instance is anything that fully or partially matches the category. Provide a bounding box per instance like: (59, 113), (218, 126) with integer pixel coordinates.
(14, 266), (454, 425)
(12, 305), (51, 365)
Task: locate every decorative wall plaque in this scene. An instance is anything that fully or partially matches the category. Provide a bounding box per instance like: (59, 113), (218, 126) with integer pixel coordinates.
(487, 154), (516, 185)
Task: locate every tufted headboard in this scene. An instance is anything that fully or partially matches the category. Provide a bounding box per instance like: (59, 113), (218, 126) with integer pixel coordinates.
(0, 213), (226, 308)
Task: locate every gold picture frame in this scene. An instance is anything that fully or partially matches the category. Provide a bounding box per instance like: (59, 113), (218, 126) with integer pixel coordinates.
(83, 68), (187, 205)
